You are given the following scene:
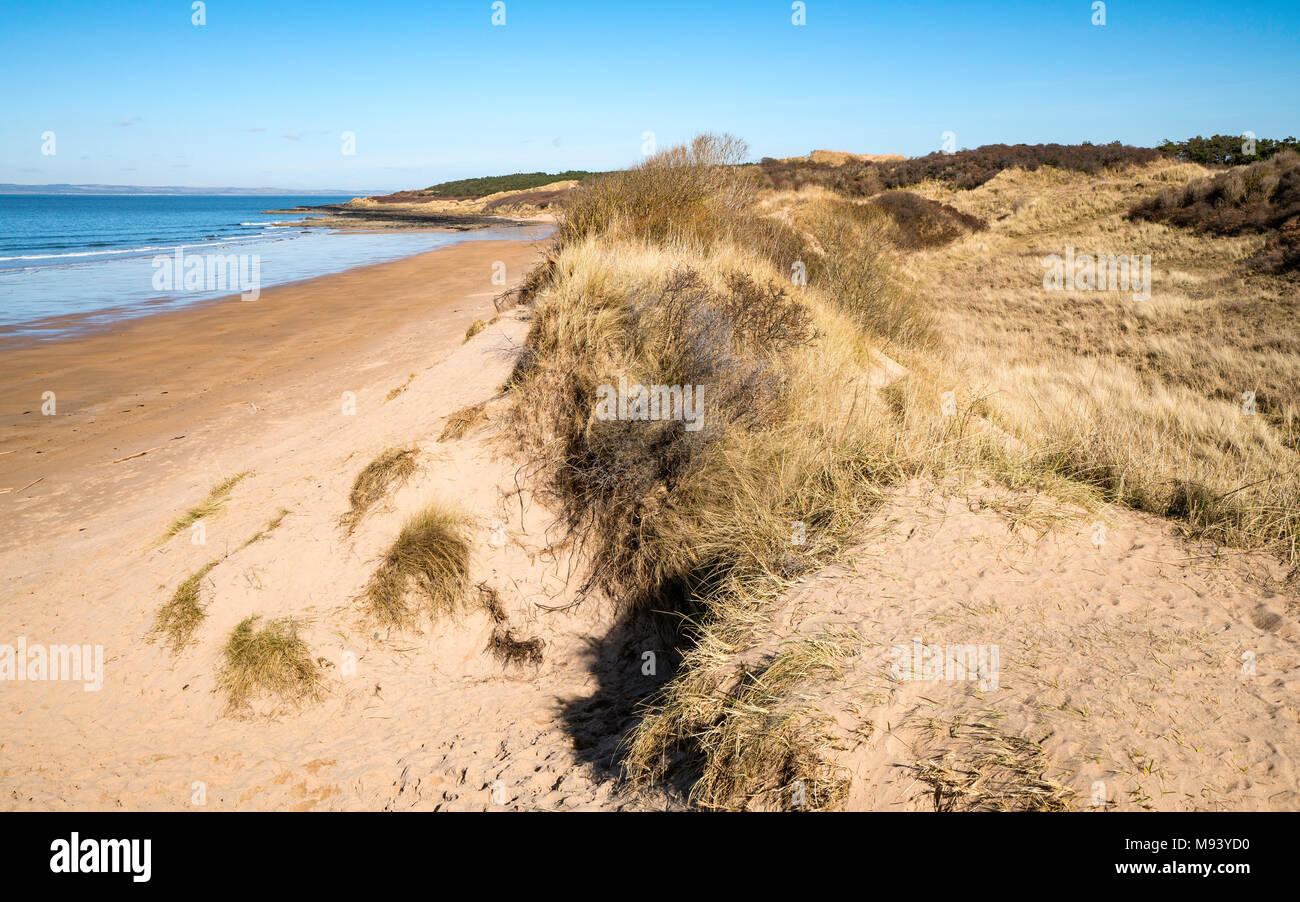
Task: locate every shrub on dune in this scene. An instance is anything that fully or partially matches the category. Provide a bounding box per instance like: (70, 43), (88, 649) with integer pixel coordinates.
(1129, 150), (1300, 273)
(868, 190), (987, 249)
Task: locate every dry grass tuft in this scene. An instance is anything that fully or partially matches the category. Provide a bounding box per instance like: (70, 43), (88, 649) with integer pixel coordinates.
(159, 471), (251, 543)
(464, 319), (487, 342)
(241, 508), (290, 548)
(339, 447), (418, 534)
(363, 504), (470, 628)
(907, 716), (1077, 811)
(385, 373), (415, 401)
(217, 615), (323, 713)
(474, 582), (544, 665)
(512, 160), (949, 613)
(153, 560), (217, 651)
(437, 402), (488, 441)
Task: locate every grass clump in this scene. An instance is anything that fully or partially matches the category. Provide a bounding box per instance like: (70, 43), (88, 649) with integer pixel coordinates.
(512, 250), (861, 609)
(907, 716), (1076, 811)
(363, 504), (470, 628)
(339, 447), (418, 534)
(217, 616), (323, 713)
(464, 319), (487, 342)
(153, 560), (218, 651)
(385, 373), (415, 401)
(159, 471), (251, 543)
(437, 402), (488, 441)
(155, 508), (291, 651)
(241, 508), (290, 548)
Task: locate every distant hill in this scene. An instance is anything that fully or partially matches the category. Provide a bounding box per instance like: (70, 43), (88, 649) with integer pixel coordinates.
(0, 184), (381, 196)
(421, 171), (601, 198)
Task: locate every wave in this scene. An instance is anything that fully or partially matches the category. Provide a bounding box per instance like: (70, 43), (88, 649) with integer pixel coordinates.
(0, 234), (289, 263)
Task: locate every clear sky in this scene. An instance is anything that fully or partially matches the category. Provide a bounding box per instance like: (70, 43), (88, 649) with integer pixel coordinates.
(2, 0), (1296, 191)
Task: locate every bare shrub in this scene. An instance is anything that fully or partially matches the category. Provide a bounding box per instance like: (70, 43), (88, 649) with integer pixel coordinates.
(1130, 150), (1299, 235)
(869, 190), (987, 249)
(1129, 150), (1300, 274)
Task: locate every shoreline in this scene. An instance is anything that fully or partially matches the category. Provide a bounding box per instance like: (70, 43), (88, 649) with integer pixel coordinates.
(0, 222), (555, 350)
(0, 235), (549, 548)
(0, 231), (647, 810)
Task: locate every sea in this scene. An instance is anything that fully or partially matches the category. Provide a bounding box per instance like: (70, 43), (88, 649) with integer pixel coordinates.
(0, 194), (550, 342)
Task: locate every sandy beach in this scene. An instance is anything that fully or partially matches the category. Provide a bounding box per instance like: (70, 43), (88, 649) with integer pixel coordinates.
(0, 235), (680, 810)
(0, 237), (544, 547)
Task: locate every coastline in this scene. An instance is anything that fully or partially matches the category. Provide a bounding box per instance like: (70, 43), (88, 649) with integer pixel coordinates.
(0, 220), (555, 348)
(0, 235), (548, 546)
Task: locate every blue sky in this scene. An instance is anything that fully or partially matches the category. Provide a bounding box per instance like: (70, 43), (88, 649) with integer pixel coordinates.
(2, 0), (1296, 191)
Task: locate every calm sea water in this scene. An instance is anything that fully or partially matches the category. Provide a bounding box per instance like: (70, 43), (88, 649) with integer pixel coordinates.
(0, 195), (551, 341)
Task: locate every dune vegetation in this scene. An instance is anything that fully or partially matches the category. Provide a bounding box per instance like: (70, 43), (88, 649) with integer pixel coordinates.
(339, 446), (419, 534)
(503, 132), (1300, 808)
(758, 141), (1162, 195)
(157, 471), (251, 544)
(153, 560), (218, 651)
(1129, 149), (1300, 272)
(363, 503), (471, 628)
(217, 615), (324, 713)
(422, 170), (601, 197)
